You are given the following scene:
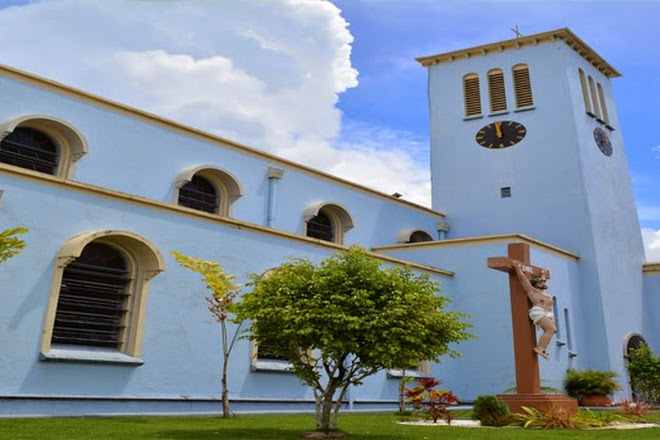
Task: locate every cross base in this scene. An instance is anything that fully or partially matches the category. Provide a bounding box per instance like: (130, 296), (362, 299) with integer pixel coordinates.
(496, 393), (578, 415)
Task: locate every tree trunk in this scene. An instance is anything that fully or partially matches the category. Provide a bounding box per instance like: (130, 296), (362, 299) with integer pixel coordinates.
(316, 386), (337, 431)
(221, 321), (231, 418)
(331, 384), (350, 429)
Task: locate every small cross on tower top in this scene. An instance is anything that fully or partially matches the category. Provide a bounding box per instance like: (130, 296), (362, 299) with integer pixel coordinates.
(511, 25), (523, 38)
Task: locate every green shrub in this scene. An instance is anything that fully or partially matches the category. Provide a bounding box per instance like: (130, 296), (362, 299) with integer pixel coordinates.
(516, 406), (583, 429)
(563, 369), (622, 398)
(627, 345), (660, 402)
(471, 395), (510, 427)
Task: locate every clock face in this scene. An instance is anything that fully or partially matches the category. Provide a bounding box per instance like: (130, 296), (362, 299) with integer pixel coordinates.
(475, 120), (526, 149)
(593, 127), (612, 156)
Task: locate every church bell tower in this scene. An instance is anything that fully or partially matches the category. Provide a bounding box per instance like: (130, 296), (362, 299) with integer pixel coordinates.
(417, 28), (645, 374)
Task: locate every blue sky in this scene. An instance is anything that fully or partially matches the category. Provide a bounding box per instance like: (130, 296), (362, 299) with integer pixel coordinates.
(0, 0), (657, 257)
(332, 0), (660, 257)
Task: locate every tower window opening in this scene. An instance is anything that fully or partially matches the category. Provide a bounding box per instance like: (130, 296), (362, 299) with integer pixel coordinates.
(463, 73), (482, 117)
(512, 64), (534, 108)
(488, 69), (507, 113)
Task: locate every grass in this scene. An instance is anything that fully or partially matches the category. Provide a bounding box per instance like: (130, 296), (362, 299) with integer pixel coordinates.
(1, 411), (660, 440)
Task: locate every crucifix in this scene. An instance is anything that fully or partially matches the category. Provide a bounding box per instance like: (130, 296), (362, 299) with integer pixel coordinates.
(487, 242), (577, 413)
(511, 25), (523, 38)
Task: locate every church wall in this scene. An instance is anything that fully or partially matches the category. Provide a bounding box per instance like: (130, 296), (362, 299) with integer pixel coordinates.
(563, 45), (645, 386)
(0, 73), (444, 250)
(643, 272), (660, 351)
(0, 168), (453, 416)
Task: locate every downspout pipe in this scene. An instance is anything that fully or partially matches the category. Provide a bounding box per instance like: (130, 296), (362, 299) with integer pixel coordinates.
(266, 167), (284, 227)
(437, 221), (450, 240)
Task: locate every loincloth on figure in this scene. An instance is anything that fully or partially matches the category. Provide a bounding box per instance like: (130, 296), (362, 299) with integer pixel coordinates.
(528, 305), (554, 327)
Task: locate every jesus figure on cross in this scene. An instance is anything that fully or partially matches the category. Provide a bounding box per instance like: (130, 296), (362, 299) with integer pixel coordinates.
(512, 260), (557, 360)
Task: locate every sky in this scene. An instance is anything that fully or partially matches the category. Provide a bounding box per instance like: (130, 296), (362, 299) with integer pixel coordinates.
(0, 0), (658, 259)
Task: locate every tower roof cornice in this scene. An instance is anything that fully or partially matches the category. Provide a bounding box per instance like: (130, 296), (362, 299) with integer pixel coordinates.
(415, 28), (621, 78)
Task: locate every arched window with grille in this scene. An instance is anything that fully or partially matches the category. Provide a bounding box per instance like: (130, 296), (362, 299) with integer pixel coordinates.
(597, 83), (610, 125)
(488, 68), (507, 113)
(303, 202), (354, 245)
(408, 230), (433, 243)
(52, 242), (130, 348)
(512, 64), (534, 109)
(178, 174), (218, 214)
(0, 127), (59, 175)
(306, 211), (334, 242)
(41, 231), (165, 362)
(588, 76), (601, 120)
(463, 73), (482, 117)
(174, 166), (243, 216)
(0, 115), (88, 178)
(578, 69), (592, 114)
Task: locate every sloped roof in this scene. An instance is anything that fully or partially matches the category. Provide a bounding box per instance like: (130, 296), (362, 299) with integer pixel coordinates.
(416, 28), (621, 78)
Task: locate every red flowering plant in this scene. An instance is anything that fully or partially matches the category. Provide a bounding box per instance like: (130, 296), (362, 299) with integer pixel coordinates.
(405, 378), (459, 424)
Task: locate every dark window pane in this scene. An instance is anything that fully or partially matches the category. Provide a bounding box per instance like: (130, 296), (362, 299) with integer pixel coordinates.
(408, 231), (433, 243)
(0, 127), (59, 175)
(52, 243), (130, 348)
(257, 343), (289, 361)
(178, 174), (218, 213)
(307, 212), (334, 242)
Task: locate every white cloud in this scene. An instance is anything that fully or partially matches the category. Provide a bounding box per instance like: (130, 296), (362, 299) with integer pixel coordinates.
(0, 1), (360, 168)
(653, 145), (660, 159)
(642, 228), (660, 262)
(0, 1), (435, 208)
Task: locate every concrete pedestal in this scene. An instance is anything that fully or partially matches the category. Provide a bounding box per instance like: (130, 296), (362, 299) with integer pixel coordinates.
(497, 393), (578, 415)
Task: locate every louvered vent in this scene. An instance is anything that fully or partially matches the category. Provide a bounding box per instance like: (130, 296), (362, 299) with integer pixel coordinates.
(513, 65), (534, 108)
(463, 74), (482, 117)
(501, 187), (511, 198)
(578, 69), (592, 114)
(588, 76), (601, 119)
(488, 69), (507, 112)
(597, 83), (610, 125)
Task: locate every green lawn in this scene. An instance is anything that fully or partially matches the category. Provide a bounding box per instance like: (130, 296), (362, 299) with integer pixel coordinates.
(1, 412), (660, 440)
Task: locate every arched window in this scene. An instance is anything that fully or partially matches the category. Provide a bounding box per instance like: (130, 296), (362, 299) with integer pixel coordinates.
(512, 64), (534, 109)
(624, 333), (647, 400)
(52, 242), (129, 348)
(409, 230), (434, 243)
(578, 69), (592, 114)
(624, 333), (647, 360)
(488, 68), (507, 113)
(0, 127), (59, 175)
(303, 202), (354, 245)
(178, 174), (218, 214)
(0, 115), (88, 178)
(597, 83), (610, 125)
(463, 73), (482, 117)
(397, 229), (434, 243)
(174, 166), (243, 217)
(306, 211), (334, 242)
(41, 231), (165, 362)
(588, 76), (601, 120)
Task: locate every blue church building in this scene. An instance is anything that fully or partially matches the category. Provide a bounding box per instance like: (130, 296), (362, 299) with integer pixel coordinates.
(1, 28), (658, 416)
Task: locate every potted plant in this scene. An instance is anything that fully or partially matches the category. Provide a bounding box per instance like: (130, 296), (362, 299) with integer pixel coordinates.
(563, 369), (622, 407)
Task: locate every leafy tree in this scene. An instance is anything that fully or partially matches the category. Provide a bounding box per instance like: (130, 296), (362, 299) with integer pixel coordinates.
(237, 246), (473, 432)
(627, 345), (660, 402)
(0, 227), (27, 265)
(170, 251), (242, 418)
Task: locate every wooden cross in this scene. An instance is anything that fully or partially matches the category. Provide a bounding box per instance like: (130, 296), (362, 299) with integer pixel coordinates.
(487, 243), (549, 394)
(511, 25), (523, 38)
